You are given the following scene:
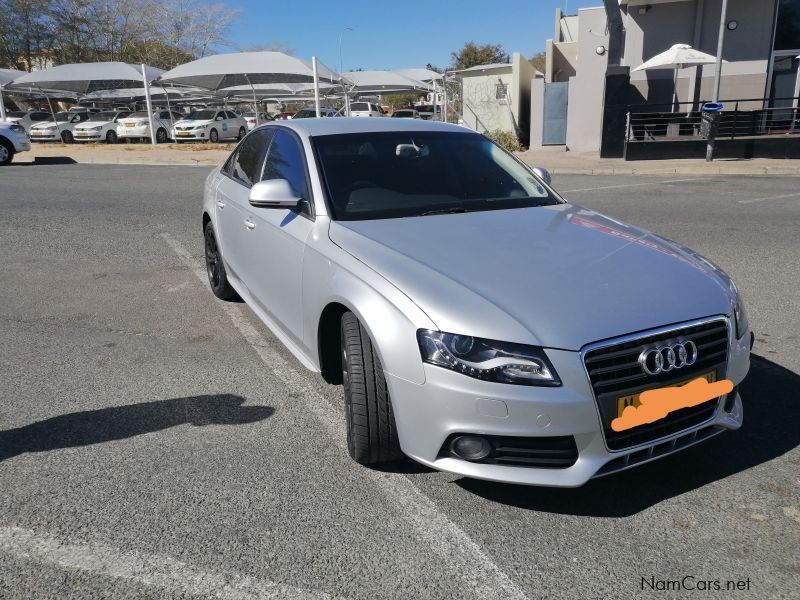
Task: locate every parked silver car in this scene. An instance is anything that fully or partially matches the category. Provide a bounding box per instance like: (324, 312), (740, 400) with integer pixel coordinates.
(202, 118), (751, 487)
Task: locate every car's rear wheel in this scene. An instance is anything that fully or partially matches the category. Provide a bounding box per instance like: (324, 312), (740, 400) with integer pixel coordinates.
(60, 130), (73, 143)
(105, 130), (117, 144)
(0, 140), (14, 165)
(340, 311), (403, 465)
(204, 222), (240, 301)
(209, 128), (219, 143)
(155, 128), (167, 144)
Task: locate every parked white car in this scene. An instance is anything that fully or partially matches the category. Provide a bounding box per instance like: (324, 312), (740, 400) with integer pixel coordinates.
(73, 110), (130, 144)
(29, 110), (93, 143)
(350, 102), (385, 117)
(4, 110), (53, 134)
(243, 112), (271, 130)
(0, 122), (31, 165)
(292, 107), (340, 119)
(391, 109), (420, 119)
(172, 109), (247, 143)
(116, 110), (182, 143)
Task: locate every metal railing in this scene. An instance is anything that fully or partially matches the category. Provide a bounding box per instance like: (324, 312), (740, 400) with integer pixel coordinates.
(625, 96), (800, 143)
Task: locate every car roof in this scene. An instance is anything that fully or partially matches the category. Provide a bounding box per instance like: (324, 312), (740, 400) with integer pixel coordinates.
(271, 117), (474, 138)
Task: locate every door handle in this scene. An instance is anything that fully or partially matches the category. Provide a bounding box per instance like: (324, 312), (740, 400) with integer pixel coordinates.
(244, 218), (256, 230)
(216, 200), (225, 208)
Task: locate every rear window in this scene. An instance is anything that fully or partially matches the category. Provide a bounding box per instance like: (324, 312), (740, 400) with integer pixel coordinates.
(8, 111), (25, 118)
(350, 103), (369, 111)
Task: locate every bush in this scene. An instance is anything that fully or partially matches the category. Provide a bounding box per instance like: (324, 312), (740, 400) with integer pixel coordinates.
(484, 129), (523, 152)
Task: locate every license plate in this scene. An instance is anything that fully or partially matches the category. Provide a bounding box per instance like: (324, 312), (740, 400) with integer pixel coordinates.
(31, 131), (43, 136)
(617, 371), (716, 418)
(125, 123), (135, 128)
(76, 132), (89, 136)
(178, 131), (189, 137)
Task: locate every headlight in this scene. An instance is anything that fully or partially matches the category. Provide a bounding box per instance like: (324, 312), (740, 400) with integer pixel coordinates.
(417, 330), (561, 386)
(90, 125), (102, 131)
(44, 125), (57, 131)
(9, 124), (26, 135)
(732, 285), (749, 340)
(193, 124), (206, 129)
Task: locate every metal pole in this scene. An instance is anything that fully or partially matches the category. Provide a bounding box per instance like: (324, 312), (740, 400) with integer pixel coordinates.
(338, 27), (353, 75)
(245, 74), (259, 125)
(0, 85), (6, 121)
(706, 0), (728, 161)
(312, 56), (321, 118)
(442, 72), (448, 123)
(142, 64), (157, 145)
(39, 85), (60, 139)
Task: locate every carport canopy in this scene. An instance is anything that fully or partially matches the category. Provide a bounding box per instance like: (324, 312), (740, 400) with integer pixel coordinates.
(6, 62), (164, 94)
(341, 70), (431, 94)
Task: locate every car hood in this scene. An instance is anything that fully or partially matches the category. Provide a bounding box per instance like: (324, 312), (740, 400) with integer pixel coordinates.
(31, 122), (58, 128)
(328, 204), (734, 350)
(76, 121), (111, 128)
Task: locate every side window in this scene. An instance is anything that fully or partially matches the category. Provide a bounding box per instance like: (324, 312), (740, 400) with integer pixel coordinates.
(226, 111), (237, 120)
(227, 129), (272, 187)
(260, 128), (311, 209)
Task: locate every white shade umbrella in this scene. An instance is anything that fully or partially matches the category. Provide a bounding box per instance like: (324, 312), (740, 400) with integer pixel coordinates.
(80, 86), (211, 103)
(341, 70), (430, 94)
(215, 82), (337, 99)
(158, 51), (343, 89)
(392, 68), (443, 83)
(7, 62), (164, 94)
(633, 43), (726, 111)
(0, 68), (25, 121)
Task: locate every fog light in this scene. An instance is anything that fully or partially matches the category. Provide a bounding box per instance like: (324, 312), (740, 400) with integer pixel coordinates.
(724, 386), (738, 413)
(450, 435), (491, 461)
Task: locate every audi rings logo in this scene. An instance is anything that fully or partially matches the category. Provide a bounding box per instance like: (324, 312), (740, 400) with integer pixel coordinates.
(638, 340), (699, 376)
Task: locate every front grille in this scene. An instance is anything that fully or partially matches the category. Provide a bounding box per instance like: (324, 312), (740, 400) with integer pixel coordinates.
(584, 319), (729, 451)
(440, 434), (578, 468)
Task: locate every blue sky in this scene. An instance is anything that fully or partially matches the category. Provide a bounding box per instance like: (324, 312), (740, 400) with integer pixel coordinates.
(224, 0), (602, 72)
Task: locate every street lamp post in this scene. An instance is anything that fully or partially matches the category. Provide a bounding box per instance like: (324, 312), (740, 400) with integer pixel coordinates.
(338, 27), (353, 116)
(706, 0), (728, 162)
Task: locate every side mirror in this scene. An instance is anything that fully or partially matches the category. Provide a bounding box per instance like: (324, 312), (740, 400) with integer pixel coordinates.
(532, 167), (552, 185)
(249, 179), (302, 209)
(216, 116), (224, 121)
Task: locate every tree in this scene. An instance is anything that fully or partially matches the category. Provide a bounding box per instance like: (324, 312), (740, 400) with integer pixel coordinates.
(450, 41), (509, 70)
(529, 51), (545, 75)
(0, 0), (54, 71)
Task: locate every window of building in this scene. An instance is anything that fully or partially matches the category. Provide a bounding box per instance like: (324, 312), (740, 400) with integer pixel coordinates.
(495, 83), (508, 100)
(774, 0), (800, 50)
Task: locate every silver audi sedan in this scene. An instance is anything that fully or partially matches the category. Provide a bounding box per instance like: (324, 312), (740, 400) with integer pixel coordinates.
(202, 118), (752, 487)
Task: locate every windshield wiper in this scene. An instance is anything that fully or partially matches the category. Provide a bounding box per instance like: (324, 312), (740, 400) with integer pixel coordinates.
(419, 207), (471, 216)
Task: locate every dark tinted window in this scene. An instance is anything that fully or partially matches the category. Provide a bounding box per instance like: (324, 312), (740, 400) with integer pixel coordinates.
(350, 102), (369, 111)
(261, 128), (310, 202)
(314, 131), (559, 221)
(228, 129), (272, 187)
(775, 0), (800, 50)
(226, 111), (238, 119)
(31, 112), (51, 121)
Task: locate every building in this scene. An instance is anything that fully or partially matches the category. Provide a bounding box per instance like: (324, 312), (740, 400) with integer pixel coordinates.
(455, 53), (538, 143)
(531, 0), (800, 154)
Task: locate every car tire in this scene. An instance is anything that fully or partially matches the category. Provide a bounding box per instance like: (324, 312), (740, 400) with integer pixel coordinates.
(0, 139), (14, 165)
(204, 222), (240, 301)
(155, 128), (167, 144)
(61, 130), (73, 143)
(105, 130), (117, 144)
(340, 311), (403, 465)
(237, 127), (246, 140)
(209, 128), (219, 143)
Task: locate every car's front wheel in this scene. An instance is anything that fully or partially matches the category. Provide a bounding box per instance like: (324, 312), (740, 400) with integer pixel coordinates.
(155, 128), (168, 144)
(237, 126), (246, 140)
(209, 128), (219, 143)
(0, 140), (14, 165)
(105, 130), (117, 144)
(340, 311), (403, 465)
(204, 222), (240, 301)
(61, 130), (73, 143)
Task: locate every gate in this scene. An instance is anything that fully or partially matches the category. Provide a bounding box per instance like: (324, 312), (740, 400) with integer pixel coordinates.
(543, 82), (569, 145)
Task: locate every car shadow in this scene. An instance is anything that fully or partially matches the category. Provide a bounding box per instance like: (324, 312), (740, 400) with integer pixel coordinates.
(455, 354), (799, 517)
(0, 394), (273, 462)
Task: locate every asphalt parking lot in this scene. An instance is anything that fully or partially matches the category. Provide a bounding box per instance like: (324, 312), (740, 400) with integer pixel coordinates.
(1, 164), (798, 600)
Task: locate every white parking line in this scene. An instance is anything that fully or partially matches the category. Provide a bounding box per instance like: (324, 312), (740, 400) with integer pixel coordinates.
(0, 526), (343, 600)
(738, 191), (800, 204)
(560, 177), (701, 193)
(160, 232), (530, 600)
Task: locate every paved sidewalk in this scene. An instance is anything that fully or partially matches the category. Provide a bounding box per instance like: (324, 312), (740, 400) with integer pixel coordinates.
(517, 146), (800, 176)
(14, 141), (800, 175)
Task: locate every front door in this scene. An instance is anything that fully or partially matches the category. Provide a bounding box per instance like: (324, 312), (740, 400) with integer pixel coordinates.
(239, 127), (315, 344)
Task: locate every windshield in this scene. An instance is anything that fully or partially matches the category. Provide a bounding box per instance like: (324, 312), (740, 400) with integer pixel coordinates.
(53, 112), (72, 122)
(186, 109), (217, 120)
(89, 111), (118, 121)
(7, 111), (25, 118)
(129, 112), (149, 118)
(293, 109), (317, 119)
(314, 131), (561, 221)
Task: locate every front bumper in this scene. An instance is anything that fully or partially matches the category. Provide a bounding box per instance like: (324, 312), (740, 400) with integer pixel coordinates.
(74, 131), (103, 141)
(29, 131), (59, 141)
(387, 320), (750, 487)
(173, 129), (207, 140)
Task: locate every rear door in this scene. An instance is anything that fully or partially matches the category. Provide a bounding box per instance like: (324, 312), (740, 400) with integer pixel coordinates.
(238, 127), (315, 342)
(215, 129), (273, 285)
